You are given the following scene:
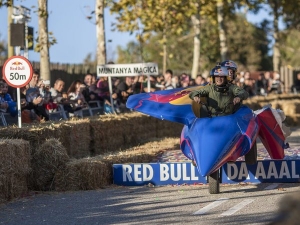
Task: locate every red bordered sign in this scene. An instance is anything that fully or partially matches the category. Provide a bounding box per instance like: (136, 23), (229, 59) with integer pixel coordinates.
(2, 56), (33, 88)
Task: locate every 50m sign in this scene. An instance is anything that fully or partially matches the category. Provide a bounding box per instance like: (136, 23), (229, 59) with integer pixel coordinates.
(2, 56), (33, 88)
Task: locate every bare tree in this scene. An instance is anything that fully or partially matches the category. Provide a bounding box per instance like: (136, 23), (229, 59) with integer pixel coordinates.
(95, 0), (106, 65)
(38, 0), (50, 80)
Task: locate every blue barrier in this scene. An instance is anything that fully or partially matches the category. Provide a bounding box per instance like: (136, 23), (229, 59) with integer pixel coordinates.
(222, 160), (300, 184)
(113, 160), (300, 186)
(113, 163), (207, 186)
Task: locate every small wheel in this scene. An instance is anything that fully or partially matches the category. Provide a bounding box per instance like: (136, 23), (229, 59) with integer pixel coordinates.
(245, 140), (257, 165)
(208, 170), (220, 194)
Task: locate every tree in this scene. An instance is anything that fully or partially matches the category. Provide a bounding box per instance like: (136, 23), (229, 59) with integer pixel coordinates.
(37, 0), (50, 80)
(279, 29), (300, 67)
(0, 34), (7, 60)
(110, 0), (195, 72)
(116, 41), (143, 64)
(96, 0), (107, 65)
(117, 14), (269, 74)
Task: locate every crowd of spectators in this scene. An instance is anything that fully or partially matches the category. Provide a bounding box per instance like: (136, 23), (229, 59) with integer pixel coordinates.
(1, 68), (300, 125)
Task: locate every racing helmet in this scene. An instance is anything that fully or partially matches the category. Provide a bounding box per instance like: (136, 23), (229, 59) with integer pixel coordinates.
(210, 66), (230, 77)
(220, 60), (238, 81)
(210, 66), (230, 92)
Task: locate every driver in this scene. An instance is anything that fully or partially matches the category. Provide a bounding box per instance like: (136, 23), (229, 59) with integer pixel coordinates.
(220, 60), (238, 83)
(189, 66), (249, 116)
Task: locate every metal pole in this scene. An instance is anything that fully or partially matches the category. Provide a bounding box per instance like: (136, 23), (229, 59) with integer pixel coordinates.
(24, 21), (29, 59)
(16, 88), (22, 128)
(108, 76), (115, 113)
(147, 75), (150, 92)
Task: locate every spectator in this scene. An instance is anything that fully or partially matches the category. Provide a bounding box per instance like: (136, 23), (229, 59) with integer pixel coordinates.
(20, 84), (41, 123)
(0, 79), (17, 117)
(115, 76), (134, 109)
(172, 75), (181, 88)
(0, 81), (9, 114)
(50, 78), (74, 117)
(270, 72), (284, 94)
(25, 72), (49, 121)
(155, 74), (165, 90)
(195, 75), (208, 86)
(255, 73), (267, 95)
(163, 69), (174, 89)
(243, 78), (256, 97)
(132, 75), (155, 93)
(67, 80), (88, 111)
(291, 73), (300, 93)
(264, 71), (273, 93)
(83, 73), (100, 102)
(96, 76), (113, 111)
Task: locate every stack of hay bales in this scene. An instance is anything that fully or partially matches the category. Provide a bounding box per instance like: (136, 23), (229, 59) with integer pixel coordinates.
(0, 139), (30, 204)
(54, 137), (179, 191)
(58, 119), (91, 158)
(31, 138), (70, 191)
(90, 114), (126, 155)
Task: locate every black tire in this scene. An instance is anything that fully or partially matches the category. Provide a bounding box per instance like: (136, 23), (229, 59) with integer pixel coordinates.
(245, 140), (257, 165)
(208, 170), (220, 194)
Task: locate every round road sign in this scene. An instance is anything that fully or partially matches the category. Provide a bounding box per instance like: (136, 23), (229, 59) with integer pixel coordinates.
(2, 56), (33, 88)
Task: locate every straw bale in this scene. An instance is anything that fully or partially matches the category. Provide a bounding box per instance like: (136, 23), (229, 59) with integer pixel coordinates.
(55, 137), (179, 191)
(156, 119), (183, 138)
(122, 114), (157, 146)
(0, 123), (61, 154)
(54, 158), (108, 191)
(280, 100), (300, 116)
(59, 119), (91, 158)
(0, 139), (30, 204)
(90, 116), (125, 155)
(269, 192), (300, 225)
(285, 115), (300, 127)
(31, 138), (70, 191)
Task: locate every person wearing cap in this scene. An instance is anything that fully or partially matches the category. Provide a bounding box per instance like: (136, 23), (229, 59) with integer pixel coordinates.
(189, 65), (249, 117)
(220, 60), (238, 84)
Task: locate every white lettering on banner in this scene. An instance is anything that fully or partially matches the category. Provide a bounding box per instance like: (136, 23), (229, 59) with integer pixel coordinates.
(160, 164), (169, 181)
(170, 164), (181, 181)
(227, 163), (238, 180)
(239, 163), (250, 180)
(279, 161), (291, 178)
(134, 164), (142, 181)
(143, 164), (154, 181)
(97, 63), (158, 77)
(123, 165), (133, 182)
(292, 161), (300, 178)
(267, 161), (278, 179)
(255, 162), (266, 179)
(191, 165), (199, 180)
(182, 163), (191, 181)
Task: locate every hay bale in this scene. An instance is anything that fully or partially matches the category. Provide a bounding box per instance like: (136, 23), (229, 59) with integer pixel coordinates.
(55, 137), (179, 191)
(269, 192), (300, 225)
(59, 119), (91, 158)
(54, 158), (108, 191)
(90, 115), (125, 155)
(156, 119), (183, 138)
(122, 113), (157, 145)
(0, 139), (30, 204)
(280, 100), (300, 116)
(31, 138), (70, 191)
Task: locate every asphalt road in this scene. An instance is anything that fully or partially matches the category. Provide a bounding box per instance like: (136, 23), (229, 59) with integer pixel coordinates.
(0, 127), (299, 225)
(0, 182), (299, 225)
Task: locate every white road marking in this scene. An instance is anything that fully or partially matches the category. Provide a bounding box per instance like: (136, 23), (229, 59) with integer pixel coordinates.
(264, 183), (279, 190)
(220, 199), (254, 216)
(193, 198), (229, 215)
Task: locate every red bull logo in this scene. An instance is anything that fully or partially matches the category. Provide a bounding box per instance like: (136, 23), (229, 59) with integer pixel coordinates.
(11, 61), (23, 66)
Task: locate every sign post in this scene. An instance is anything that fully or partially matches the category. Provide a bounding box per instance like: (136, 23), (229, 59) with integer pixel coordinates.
(2, 56), (33, 128)
(97, 63), (159, 113)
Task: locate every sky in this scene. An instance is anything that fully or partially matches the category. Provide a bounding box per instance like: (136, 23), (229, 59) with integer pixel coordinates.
(0, 0), (284, 64)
